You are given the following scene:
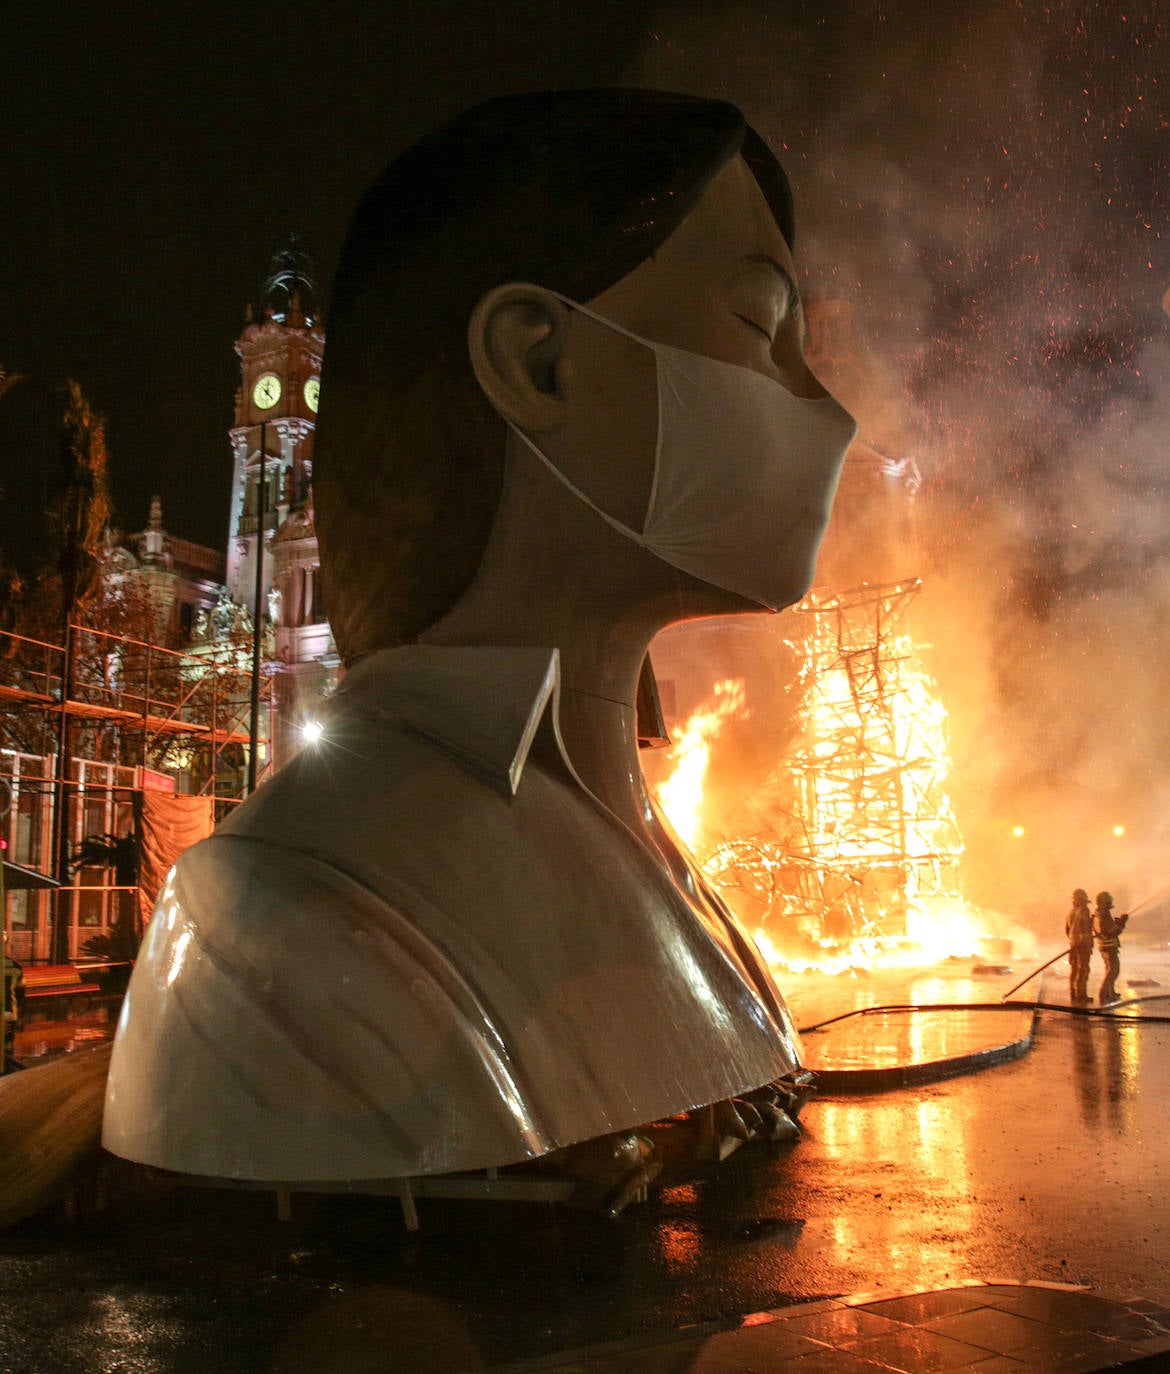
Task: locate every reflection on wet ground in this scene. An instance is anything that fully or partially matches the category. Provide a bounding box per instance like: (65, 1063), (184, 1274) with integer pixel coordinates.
(513, 1283), (1170, 1371)
(3, 956), (1170, 1371)
(788, 961), (1035, 1086)
(803, 1005), (1032, 1073)
(783, 962), (1033, 1030)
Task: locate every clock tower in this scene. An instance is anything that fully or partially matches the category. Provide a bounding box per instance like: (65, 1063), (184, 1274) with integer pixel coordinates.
(226, 235), (337, 768)
(225, 234), (323, 616)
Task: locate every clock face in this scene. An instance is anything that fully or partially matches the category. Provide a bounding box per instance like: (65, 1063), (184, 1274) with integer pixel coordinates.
(303, 376), (320, 413)
(252, 373), (282, 410)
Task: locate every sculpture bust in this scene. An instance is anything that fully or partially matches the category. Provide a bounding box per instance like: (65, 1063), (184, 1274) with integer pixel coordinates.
(103, 91), (855, 1192)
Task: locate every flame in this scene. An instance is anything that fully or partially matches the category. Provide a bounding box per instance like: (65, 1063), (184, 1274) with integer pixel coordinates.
(656, 678), (745, 851)
(651, 581), (987, 975)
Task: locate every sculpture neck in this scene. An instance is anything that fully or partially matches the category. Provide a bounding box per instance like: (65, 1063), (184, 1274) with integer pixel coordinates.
(552, 682), (653, 836)
(417, 436), (669, 835)
(422, 607), (655, 836)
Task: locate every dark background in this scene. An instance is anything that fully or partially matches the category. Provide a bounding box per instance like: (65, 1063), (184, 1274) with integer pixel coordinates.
(6, 0), (1166, 565)
(0, 0), (663, 563)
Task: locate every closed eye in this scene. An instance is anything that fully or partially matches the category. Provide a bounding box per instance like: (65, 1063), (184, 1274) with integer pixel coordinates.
(734, 312), (774, 343)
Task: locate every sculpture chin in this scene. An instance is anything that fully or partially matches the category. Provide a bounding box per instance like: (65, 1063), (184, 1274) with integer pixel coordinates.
(705, 503), (834, 615)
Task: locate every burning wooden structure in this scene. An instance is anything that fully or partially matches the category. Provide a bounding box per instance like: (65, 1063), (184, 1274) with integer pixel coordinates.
(687, 577), (974, 971)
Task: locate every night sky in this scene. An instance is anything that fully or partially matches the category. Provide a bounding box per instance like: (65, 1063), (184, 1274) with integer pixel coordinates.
(5, 1), (1170, 905)
(4, 2), (1166, 566)
(0, 0), (659, 566)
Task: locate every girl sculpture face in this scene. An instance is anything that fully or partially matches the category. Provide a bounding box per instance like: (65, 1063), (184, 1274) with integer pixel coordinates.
(589, 156), (822, 396)
(469, 156), (854, 616)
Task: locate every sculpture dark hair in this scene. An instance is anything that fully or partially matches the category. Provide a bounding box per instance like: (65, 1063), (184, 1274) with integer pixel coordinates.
(315, 89), (795, 662)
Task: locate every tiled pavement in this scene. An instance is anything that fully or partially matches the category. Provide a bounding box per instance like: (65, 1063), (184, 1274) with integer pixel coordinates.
(497, 1282), (1170, 1371)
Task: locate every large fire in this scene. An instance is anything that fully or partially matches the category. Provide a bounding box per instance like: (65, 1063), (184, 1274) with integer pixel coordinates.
(653, 580), (986, 975)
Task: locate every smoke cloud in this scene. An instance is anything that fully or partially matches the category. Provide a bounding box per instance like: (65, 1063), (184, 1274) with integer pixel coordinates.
(630, 1), (1170, 931)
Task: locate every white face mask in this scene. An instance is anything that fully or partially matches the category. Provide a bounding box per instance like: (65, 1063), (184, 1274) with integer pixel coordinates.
(509, 295), (858, 611)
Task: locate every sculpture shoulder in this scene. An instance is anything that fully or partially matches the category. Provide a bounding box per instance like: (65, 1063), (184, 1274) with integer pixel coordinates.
(105, 698), (802, 1182)
(211, 711), (612, 916)
(217, 705), (531, 856)
(104, 832), (549, 1179)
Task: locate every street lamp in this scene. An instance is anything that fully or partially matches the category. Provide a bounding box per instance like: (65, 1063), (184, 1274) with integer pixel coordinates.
(248, 421), (267, 794)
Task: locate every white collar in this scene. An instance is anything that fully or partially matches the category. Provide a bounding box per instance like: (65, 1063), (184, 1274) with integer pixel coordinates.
(330, 645), (561, 797)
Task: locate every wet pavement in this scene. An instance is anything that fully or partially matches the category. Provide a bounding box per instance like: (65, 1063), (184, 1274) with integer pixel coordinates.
(504, 1283), (1170, 1370)
(12, 1012), (115, 1064)
(802, 998), (1036, 1092)
(3, 951), (1170, 1371)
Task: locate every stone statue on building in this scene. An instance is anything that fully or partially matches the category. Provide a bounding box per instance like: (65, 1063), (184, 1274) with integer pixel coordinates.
(105, 92), (855, 1202)
(210, 587), (237, 637)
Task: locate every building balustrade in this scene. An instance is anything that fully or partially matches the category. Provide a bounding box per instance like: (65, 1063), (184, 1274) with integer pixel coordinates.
(236, 511), (279, 536)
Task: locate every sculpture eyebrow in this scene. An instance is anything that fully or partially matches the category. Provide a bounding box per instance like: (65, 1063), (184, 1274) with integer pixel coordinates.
(742, 253), (800, 309)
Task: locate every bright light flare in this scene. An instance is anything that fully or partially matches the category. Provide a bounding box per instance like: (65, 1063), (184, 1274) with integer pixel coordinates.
(1113, 824), (1126, 837)
(301, 719), (324, 745)
(164, 926), (192, 988)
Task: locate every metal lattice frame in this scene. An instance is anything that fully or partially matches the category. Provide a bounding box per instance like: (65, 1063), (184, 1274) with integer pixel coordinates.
(703, 579), (964, 946)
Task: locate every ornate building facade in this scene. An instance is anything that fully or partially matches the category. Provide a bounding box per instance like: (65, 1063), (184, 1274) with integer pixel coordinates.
(92, 235), (339, 775)
(104, 495), (225, 642)
(0, 240), (337, 962)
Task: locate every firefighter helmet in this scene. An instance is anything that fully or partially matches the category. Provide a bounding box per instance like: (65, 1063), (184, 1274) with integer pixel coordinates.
(1096, 891), (1114, 909)
(1072, 888), (1089, 904)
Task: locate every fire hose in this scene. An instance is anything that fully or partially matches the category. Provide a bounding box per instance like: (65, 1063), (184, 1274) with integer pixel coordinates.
(800, 881), (1170, 1036)
(799, 993), (1170, 1036)
(1000, 948), (1077, 1001)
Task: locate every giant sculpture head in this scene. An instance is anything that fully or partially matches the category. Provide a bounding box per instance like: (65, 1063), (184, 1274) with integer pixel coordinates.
(316, 90), (854, 664)
(102, 96), (846, 1193)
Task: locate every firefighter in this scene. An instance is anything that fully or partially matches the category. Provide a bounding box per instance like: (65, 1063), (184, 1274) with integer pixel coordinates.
(1093, 891), (1129, 1007)
(1066, 888), (1094, 1004)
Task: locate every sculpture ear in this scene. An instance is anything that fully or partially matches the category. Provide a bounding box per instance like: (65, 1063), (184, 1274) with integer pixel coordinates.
(468, 283), (572, 431)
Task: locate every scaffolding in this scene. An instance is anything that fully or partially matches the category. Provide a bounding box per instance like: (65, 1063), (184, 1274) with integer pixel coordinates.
(0, 625), (274, 961)
(1, 626), (273, 783)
